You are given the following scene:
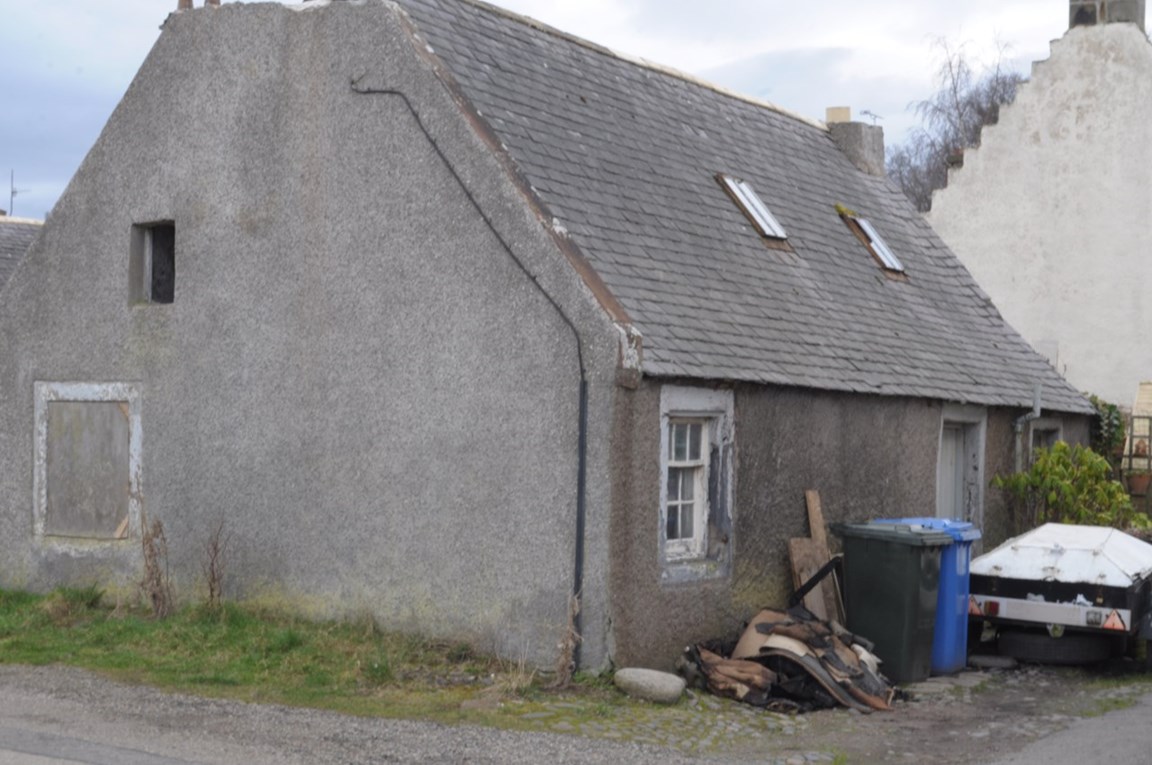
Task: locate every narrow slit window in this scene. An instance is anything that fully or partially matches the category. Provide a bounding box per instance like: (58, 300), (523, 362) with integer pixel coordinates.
(130, 221), (175, 304)
(842, 213), (905, 273)
(718, 174), (787, 240)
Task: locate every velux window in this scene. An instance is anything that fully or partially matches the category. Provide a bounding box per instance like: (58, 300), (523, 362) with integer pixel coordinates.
(718, 173), (787, 240)
(130, 221), (175, 304)
(838, 208), (904, 273)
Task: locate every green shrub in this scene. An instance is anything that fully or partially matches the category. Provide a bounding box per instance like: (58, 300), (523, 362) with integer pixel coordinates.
(1088, 394), (1126, 467)
(994, 441), (1148, 532)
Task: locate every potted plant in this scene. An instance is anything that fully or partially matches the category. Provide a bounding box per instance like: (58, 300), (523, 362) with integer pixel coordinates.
(1127, 469), (1152, 497)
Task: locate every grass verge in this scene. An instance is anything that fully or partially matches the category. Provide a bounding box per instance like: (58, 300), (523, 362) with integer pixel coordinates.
(0, 587), (625, 728)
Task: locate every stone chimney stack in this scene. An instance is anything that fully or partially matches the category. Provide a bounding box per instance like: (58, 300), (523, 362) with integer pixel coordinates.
(826, 107), (886, 177)
(1070, 0), (1146, 32)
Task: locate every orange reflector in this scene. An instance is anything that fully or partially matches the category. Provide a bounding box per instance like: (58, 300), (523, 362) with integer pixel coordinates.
(969, 595), (982, 616)
(1102, 610), (1127, 631)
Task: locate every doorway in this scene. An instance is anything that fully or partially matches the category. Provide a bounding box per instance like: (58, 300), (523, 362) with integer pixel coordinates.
(936, 405), (986, 523)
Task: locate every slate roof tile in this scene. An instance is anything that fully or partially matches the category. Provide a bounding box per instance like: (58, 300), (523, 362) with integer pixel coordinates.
(399, 0), (1091, 415)
(0, 218), (41, 294)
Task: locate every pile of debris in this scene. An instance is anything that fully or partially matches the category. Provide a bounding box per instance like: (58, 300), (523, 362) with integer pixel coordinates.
(682, 606), (897, 713)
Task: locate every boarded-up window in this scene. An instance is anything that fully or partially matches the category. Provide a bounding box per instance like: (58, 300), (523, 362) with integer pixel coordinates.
(34, 383), (141, 541)
(45, 402), (130, 538)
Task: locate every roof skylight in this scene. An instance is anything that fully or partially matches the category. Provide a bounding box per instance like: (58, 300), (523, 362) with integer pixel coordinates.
(840, 212), (904, 273)
(718, 174), (787, 240)
(855, 217), (904, 272)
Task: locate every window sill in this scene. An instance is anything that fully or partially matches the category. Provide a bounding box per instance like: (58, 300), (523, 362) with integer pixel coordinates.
(660, 555), (730, 585)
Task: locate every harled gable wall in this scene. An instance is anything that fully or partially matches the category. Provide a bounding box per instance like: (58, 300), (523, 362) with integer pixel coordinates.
(928, 22), (1152, 408)
(0, 2), (622, 667)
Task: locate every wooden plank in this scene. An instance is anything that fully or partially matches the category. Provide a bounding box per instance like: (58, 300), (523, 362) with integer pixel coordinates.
(805, 489), (828, 549)
(805, 489), (844, 623)
(788, 537), (828, 621)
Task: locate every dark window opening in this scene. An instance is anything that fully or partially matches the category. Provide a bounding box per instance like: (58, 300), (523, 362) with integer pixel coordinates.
(150, 224), (175, 303)
(130, 221), (175, 304)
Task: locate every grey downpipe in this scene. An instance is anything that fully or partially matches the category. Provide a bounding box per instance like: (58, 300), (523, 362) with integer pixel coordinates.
(351, 81), (589, 668)
(1013, 382), (1044, 473)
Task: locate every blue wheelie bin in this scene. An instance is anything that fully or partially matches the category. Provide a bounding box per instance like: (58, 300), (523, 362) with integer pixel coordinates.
(875, 517), (981, 675)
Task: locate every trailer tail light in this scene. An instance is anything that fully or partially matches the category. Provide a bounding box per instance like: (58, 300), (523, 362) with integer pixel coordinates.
(1103, 610), (1127, 631)
(1086, 610), (1103, 627)
(983, 600), (1000, 617)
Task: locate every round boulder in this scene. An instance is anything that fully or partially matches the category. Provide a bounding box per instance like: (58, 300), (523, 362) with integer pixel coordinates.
(613, 668), (686, 704)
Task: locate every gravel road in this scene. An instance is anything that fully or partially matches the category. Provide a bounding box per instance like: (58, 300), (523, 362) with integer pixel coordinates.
(0, 666), (721, 765)
(3, 663), (1152, 764)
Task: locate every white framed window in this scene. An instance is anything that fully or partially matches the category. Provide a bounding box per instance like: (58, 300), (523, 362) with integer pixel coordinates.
(717, 173), (788, 240)
(660, 386), (734, 576)
(842, 213), (905, 273)
(665, 418), (709, 559)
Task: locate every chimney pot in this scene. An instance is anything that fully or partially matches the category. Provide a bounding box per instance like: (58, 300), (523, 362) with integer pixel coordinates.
(1070, 0), (1146, 32)
(825, 106), (852, 124)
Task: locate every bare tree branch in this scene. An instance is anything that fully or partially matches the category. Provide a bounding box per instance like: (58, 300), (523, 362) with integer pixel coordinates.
(887, 41), (1024, 212)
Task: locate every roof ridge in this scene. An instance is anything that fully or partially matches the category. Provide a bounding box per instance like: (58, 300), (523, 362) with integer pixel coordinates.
(444, 0), (828, 132)
(0, 217), (43, 226)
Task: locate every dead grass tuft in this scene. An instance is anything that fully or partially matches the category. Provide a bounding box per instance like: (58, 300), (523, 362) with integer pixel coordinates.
(201, 517), (230, 610)
(140, 516), (174, 618)
(550, 594), (581, 689)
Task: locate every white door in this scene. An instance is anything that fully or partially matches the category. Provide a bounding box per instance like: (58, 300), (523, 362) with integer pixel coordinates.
(937, 424), (966, 519)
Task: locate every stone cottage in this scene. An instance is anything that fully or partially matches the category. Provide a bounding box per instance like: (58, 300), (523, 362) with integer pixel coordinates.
(0, 0), (1091, 669)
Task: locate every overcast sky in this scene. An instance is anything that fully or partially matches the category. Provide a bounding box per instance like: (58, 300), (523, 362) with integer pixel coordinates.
(0, 0), (1073, 220)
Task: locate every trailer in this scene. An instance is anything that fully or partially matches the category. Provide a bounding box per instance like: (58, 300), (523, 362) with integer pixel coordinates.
(968, 523), (1152, 664)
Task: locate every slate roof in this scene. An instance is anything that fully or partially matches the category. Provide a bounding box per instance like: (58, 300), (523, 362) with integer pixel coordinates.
(397, 0), (1091, 414)
(0, 218), (40, 293)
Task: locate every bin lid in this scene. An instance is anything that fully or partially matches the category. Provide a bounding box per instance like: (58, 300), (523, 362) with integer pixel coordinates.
(831, 522), (953, 546)
(873, 517), (982, 543)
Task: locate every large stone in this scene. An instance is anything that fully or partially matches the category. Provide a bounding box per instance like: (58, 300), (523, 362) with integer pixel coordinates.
(613, 668), (686, 704)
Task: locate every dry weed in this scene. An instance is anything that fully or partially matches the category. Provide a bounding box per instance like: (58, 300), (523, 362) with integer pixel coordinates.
(201, 517), (230, 609)
(140, 516), (174, 618)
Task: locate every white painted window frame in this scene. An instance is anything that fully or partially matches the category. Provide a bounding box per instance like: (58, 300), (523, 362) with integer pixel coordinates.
(853, 216), (905, 272)
(665, 418), (709, 559)
(659, 386), (734, 565)
(33, 382), (143, 541)
(718, 174), (788, 240)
